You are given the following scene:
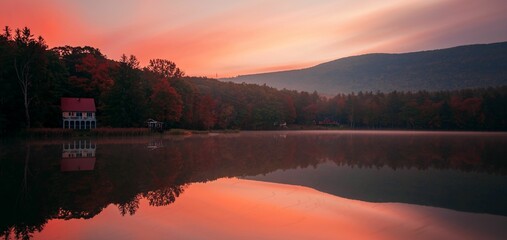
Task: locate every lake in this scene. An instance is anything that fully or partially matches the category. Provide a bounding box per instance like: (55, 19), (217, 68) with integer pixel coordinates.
(1, 130), (506, 239)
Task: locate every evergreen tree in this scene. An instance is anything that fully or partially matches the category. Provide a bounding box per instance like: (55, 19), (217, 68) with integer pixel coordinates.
(104, 55), (146, 127)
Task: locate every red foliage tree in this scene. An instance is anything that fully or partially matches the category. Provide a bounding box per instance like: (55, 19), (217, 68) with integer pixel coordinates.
(69, 53), (114, 97)
(195, 95), (216, 129)
(150, 80), (183, 122)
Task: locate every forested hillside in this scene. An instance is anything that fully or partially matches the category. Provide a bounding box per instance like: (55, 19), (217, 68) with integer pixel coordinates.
(225, 42), (507, 94)
(1, 27), (507, 133)
(183, 78), (507, 131)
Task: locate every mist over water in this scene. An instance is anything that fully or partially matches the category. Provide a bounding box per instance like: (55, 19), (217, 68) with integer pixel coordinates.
(1, 131), (506, 239)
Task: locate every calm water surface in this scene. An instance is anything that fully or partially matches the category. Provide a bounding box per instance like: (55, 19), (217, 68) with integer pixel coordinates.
(1, 131), (506, 239)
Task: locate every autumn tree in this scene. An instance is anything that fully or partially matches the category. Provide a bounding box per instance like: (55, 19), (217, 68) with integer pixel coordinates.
(145, 59), (184, 79)
(171, 78), (198, 129)
(149, 79), (183, 123)
(68, 53), (115, 98)
(194, 95), (216, 130)
(216, 103), (235, 129)
(281, 94), (297, 124)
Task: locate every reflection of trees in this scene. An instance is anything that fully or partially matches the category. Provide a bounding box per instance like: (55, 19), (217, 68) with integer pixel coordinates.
(145, 185), (186, 207)
(1, 143), (48, 240)
(174, 132), (507, 177)
(1, 132), (506, 239)
(115, 185), (186, 216)
(56, 208), (100, 220)
(2, 224), (43, 240)
(0, 139), (189, 239)
(117, 195), (141, 216)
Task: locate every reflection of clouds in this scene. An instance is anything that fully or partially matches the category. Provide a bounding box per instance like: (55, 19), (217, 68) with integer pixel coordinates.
(33, 178), (507, 240)
(2, 131), (506, 239)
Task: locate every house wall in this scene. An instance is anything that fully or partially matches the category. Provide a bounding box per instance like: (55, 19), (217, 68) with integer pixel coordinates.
(62, 111), (96, 119)
(62, 112), (97, 129)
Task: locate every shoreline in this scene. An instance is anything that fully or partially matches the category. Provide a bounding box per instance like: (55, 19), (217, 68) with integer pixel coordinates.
(2, 128), (505, 142)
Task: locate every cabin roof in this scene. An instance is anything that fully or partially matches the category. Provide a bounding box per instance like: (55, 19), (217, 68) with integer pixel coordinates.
(61, 98), (96, 112)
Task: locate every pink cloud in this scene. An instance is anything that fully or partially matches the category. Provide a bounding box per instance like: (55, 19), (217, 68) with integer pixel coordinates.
(2, 0), (506, 77)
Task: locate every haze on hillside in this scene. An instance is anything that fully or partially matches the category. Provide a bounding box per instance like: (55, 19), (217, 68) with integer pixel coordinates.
(223, 42), (507, 95)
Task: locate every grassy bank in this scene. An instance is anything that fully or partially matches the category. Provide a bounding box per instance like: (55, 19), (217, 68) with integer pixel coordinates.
(21, 128), (241, 138)
(24, 128), (152, 138)
(168, 129), (240, 135)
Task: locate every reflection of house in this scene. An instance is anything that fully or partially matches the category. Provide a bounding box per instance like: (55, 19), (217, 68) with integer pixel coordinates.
(61, 97), (96, 129)
(147, 140), (164, 150)
(61, 140), (96, 172)
(273, 122), (288, 128)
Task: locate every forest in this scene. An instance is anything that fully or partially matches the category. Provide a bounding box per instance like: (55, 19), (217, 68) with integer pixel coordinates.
(1, 26), (507, 134)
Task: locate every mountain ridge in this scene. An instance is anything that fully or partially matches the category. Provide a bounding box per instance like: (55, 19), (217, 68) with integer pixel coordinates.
(222, 42), (507, 94)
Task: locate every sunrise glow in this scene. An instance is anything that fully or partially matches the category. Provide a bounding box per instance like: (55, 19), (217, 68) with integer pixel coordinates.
(1, 0), (506, 77)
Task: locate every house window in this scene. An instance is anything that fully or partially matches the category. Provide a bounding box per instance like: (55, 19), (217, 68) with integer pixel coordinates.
(87, 112), (92, 117)
(77, 112), (82, 117)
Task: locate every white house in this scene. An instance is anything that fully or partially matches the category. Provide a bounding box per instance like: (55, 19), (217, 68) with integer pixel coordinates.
(61, 97), (96, 129)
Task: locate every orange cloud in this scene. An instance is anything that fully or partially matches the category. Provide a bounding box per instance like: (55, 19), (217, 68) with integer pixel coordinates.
(0, 1), (90, 47)
(2, 0), (506, 77)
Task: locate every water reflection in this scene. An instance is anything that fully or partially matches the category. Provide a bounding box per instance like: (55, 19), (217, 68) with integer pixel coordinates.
(0, 131), (506, 239)
(31, 178), (507, 240)
(61, 140), (96, 172)
(147, 139), (164, 150)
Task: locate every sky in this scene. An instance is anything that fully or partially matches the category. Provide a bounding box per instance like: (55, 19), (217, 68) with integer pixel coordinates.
(2, 0), (507, 77)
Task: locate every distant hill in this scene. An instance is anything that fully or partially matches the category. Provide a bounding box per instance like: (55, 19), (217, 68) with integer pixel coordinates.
(222, 42), (507, 95)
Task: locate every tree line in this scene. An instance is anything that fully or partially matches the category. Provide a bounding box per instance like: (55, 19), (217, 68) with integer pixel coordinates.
(1, 27), (507, 134)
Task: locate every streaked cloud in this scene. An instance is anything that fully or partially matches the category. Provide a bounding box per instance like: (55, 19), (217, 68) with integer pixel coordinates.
(1, 0), (506, 77)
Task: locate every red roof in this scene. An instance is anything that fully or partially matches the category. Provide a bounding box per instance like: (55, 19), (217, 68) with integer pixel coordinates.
(61, 98), (96, 112)
(60, 158), (96, 171)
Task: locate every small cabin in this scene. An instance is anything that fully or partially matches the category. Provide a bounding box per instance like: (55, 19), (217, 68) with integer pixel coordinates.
(146, 118), (164, 132)
(61, 97), (96, 129)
